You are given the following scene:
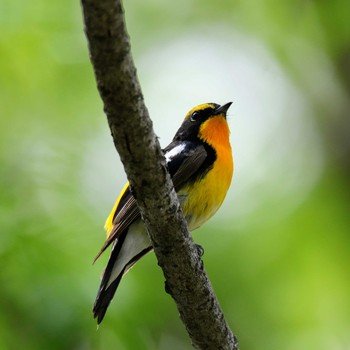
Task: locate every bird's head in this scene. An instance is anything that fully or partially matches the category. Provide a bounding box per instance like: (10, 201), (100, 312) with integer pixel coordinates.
(174, 102), (232, 147)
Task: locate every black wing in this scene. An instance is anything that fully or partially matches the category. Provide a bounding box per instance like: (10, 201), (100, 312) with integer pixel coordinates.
(165, 141), (212, 190)
(94, 141), (211, 260)
(93, 193), (140, 262)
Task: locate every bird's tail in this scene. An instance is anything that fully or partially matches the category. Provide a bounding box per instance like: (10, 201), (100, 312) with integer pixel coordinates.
(93, 226), (152, 324)
(93, 268), (125, 324)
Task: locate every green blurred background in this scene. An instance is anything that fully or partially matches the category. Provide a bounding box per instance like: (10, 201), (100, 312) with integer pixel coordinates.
(1, 1), (349, 349)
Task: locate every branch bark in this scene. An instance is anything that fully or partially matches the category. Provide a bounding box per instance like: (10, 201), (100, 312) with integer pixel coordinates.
(81, 1), (238, 349)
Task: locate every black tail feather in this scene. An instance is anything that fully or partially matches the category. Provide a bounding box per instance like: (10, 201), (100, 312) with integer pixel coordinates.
(93, 231), (128, 324)
(92, 228), (152, 324)
(93, 268), (125, 324)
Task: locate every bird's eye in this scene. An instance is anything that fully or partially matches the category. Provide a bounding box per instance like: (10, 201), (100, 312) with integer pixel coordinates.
(191, 111), (200, 122)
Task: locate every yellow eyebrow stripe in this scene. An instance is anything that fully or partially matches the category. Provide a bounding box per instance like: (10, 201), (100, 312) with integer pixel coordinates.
(184, 103), (216, 120)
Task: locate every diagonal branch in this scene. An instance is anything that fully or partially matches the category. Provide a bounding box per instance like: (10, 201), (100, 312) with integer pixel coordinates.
(81, 1), (238, 348)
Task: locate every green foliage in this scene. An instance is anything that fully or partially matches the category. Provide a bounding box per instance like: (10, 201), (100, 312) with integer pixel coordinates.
(1, 1), (349, 349)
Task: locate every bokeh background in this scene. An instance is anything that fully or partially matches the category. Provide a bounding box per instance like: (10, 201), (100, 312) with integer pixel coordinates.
(1, 1), (349, 349)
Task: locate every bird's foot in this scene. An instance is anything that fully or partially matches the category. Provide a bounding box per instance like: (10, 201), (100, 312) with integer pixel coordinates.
(195, 244), (205, 257)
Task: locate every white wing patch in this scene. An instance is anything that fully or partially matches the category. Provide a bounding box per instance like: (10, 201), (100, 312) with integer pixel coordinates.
(165, 144), (186, 162)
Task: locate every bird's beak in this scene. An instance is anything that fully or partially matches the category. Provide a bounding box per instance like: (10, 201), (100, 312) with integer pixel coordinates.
(215, 102), (232, 116)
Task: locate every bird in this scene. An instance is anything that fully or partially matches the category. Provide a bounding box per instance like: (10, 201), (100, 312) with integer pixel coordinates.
(93, 102), (234, 324)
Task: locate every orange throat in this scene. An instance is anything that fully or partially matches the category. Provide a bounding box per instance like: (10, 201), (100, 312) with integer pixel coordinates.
(199, 115), (231, 149)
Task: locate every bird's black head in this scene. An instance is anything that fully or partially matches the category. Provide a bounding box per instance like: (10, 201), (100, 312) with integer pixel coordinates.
(173, 102), (232, 142)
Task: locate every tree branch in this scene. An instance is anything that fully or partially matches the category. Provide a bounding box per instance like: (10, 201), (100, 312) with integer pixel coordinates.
(81, 1), (238, 348)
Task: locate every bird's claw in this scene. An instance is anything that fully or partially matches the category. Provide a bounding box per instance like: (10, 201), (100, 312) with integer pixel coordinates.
(195, 244), (204, 257)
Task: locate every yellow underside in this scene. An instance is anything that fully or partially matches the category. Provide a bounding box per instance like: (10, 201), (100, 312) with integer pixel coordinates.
(105, 114), (233, 236)
(180, 144), (233, 230)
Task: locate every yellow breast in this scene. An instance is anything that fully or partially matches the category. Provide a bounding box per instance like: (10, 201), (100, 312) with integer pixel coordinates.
(179, 116), (233, 230)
